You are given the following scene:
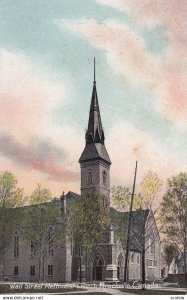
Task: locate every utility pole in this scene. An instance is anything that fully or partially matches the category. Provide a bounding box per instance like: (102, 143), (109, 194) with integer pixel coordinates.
(124, 161), (138, 283)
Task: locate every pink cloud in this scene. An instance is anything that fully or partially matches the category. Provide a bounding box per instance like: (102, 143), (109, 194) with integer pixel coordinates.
(0, 49), (67, 140)
(96, 0), (187, 47)
(0, 49), (81, 195)
(59, 19), (160, 88)
(0, 133), (78, 182)
(157, 64), (187, 128)
(58, 13), (187, 129)
(95, 0), (187, 127)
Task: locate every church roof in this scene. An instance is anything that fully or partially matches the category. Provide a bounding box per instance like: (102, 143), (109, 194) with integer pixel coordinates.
(14, 191), (80, 209)
(79, 142), (111, 164)
(66, 191), (80, 201)
(110, 207), (151, 252)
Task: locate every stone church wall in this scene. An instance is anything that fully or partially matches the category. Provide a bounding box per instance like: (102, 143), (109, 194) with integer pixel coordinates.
(128, 251), (141, 280)
(3, 232), (69, 283)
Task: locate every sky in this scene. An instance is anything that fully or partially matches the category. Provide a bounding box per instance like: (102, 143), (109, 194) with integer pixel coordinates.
(0, 0), (187, 197)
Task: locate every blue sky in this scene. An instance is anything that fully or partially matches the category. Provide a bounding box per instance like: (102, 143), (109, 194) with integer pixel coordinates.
(0, 0), (186, 196)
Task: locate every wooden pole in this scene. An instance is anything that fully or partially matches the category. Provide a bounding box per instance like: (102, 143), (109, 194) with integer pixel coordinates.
(124, 161), (138, 283)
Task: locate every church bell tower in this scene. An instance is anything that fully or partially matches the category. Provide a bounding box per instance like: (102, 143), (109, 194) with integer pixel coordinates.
(79, 59), (111, 207)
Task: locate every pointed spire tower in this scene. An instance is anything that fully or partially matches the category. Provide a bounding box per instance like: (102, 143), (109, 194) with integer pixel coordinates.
(86, 58), (105, 145)
(79, 59), (111, 206)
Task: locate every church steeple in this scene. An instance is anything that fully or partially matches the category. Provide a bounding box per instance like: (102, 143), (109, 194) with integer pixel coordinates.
(79, 59), (111, 203)
(86, 58), (105, 145)
(79, 59), (111, 165)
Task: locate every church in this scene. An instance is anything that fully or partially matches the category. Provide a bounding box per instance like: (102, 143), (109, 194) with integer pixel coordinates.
(2, 62), (161, 283)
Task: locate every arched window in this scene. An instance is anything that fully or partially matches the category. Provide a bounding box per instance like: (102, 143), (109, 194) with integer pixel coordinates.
(93, 254), (104, 266)
(48, 229), (54, 257)
(31, 240), (36, 257)
(88, 171), (93, 184)
(102, 170), (107, 185)
(117, 253), (124, 267)
(150, 239), (155, 255)
(14, 234), (19, 258)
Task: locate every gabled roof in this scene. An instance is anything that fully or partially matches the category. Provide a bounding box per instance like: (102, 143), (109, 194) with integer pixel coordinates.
(66, 191), (80, 201)
(110, 207), (151, 252)
(79, 142), (111, 164)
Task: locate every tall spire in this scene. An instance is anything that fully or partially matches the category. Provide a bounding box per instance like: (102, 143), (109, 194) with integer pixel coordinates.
(94, 57), (96, 84)
(85, 58), (105, 145)
(79, 59), (111, 165)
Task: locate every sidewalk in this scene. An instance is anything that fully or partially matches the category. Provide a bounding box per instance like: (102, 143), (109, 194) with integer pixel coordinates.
(63, 283), (187, 295)
(153, 285), (187, 293)
(1, 281), (186, 295)
(64, 285), (131, 295)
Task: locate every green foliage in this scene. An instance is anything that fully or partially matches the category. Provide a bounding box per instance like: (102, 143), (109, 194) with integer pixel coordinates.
(111, 186), (130, 211)
(66, 192), (110, 249)
(0, 171), (24, 262)
(139, 171), (163, 209)
(111, 172), (162, 285)
(30, 183), (52, 204)
(111, 172), (162, 212)
(133, 193), (144, 210)
(164, 243), (179, 269)
(161, 172), (187, 249)
(0, 207), (21, 261)
(0, 171), (24, 208)
(161, 173), (187, 281)
(113, 212), (128, 247)
(23, 203), (63, 254)
(23, 202), (64, 280)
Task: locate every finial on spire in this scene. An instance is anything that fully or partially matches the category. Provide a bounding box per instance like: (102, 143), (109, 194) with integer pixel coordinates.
(94, 57), (96, 84)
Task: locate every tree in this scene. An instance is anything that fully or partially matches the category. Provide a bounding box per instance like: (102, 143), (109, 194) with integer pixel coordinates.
(30, 183), (52, 204)
(111, 171), (162, 286)
(138, 171), (163, 209)
(0, 171), (23, 208)
(113, 212), (127, 246)
(136, 171), (162, 286)
(161, 173), (187, 282)
(111, 185), (131, 262)
(164, 244), (179, 275)
(22, 202), (64, 282)
(111, 186), (130, 212)
(0, 171), (24, 278)
(112, 171), (162, 211)
(66, 192), (110, 282)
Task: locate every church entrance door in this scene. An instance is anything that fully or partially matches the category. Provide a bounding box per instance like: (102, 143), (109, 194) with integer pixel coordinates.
(95, 266), (102, 281)
(92, 255), (104, 281)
